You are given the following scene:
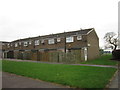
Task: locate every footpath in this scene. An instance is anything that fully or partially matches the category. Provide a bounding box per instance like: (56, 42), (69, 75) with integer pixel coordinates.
(2, 72), (69, 88)
(107, 65), (119, 89)
(3, 59), (118, 68)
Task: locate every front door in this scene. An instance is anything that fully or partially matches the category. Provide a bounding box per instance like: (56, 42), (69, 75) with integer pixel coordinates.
(84, 47), (87, 61)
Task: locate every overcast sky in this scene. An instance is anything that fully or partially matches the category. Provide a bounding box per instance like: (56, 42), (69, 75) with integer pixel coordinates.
(0, 0), (119, 48)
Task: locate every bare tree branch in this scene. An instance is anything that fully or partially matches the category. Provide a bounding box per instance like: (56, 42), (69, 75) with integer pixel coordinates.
(104, 32), (118, 50)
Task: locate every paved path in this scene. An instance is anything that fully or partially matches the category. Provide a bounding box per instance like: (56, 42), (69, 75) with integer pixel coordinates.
(108, 63), (120, 89)
(3, 59), (118, 68)
(108, 71), (118, 88)
(2, 72), (69, 88)
(71, 64), (117, 68)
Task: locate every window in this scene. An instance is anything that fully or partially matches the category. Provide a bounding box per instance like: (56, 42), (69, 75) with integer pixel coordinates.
(24, 42), (28, 46)
(77, 35), (82, 40)
(57, 38), (61, 42)
(66, 36), (74, 43)
(41, 40), (44, 44)
(35, 40), (39, 45)
(10, 43), (13, 47)
(15, 43), (18, 47)
(19, 42), (21, 45)
(2, 43), (5, 46)
(29, 40), (32, 45)
(7, 43), (10, 48)
(48, 39), (54, 44)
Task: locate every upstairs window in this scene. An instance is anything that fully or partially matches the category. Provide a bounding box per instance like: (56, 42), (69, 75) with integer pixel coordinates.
(10, 43), (13, 47)
(19, 42), (21, 45)
(48, 39), (55, 44)
(35, 40), (39, 46)
(2, 43), (5, 46)
(77, 35), (82, 40)
(15, 43), (18, 47)
(41, 39), (45, 44)
(66, 36), (74, 43)
(57, 38), (61, 42)
(7, 43), (10, 48)
(29, 40), (32, 45)
(24, 42), (28, 47)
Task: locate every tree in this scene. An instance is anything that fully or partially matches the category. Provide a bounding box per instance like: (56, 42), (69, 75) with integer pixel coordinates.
(104, 32), (118, 51)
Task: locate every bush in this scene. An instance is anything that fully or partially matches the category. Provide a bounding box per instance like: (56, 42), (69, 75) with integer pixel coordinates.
(99, 49), (104, 55)
(112, 49), (120, 61)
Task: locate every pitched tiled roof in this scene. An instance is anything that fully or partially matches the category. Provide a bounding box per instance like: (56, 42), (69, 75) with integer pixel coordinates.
(36, 28), (93, 39)
(12, 28), (94, 42)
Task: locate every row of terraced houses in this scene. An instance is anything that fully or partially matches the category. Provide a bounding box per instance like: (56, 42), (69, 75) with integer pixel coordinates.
(1, 28), (100, 63)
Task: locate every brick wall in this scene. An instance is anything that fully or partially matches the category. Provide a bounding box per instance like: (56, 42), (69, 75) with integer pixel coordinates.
(2, 29), (100, 63)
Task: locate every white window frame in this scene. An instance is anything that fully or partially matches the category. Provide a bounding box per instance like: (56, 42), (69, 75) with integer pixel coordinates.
(24, 41), (28, 47)
(10, 43), (13, 47)
(57, 38), (61, 42)
(29, 40), (32, 45)
(15, 43), (18, 47)
(66, 36), (74, 43)
(19, 42), (21, 45)
(7, 43), (10, 48)
(2, 43), (5, 46)
(48, 39), (55, 44)
(41, 39), (44, 44)
(35, 40), (39, 46)
(77, 35), (82, 40)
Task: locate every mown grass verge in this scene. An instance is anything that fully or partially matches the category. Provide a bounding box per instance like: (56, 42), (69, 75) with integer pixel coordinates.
(2, 60), (117, 88)
(80, 55), (118, 66)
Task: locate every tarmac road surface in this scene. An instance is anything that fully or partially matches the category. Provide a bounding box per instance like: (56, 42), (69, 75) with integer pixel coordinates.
(2, 72), (69, 88)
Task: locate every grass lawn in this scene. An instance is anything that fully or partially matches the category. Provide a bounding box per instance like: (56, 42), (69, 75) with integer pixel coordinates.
(2, 60), (117, 88)
(80, 55), (118, 66)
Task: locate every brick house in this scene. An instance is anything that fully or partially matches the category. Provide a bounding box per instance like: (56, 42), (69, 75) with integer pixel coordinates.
(1, 41), (10, 59)
(2, 28), (99, 63)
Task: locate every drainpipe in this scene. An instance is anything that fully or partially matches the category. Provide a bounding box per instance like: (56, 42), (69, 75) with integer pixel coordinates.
(64, 31), (66, 53)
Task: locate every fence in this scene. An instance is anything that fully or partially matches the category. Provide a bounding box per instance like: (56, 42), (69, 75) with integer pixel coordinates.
(37, 49), (82, 64)
(4, 49), (83, 64)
